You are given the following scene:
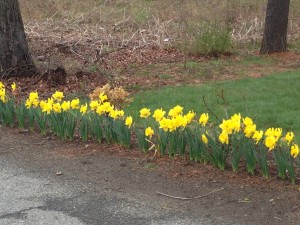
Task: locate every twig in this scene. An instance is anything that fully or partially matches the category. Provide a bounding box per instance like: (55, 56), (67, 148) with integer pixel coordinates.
(241, 94), (249, 114)
(274, 216), (284, 221)
(156, 187), (224, 200)
(202, 95), (220, 122)
(193, 187), (224, 199)
(20, 72), (46, 92)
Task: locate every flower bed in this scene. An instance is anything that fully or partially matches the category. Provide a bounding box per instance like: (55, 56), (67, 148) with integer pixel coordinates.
(0, 81), (299, 183)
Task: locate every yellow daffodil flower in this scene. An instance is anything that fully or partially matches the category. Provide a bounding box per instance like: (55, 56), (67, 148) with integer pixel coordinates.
(102, 102), (113, 113)
(219, 119), (235, 135)
(52, 91), (64, 102)
(285, 132), (294, 145)
(71, 98), (80, 109)
(153, 108), (166, 122)
(125, 116), (133, 128)
(265, 135), (276, 151)
(41, 102), (52, 114)
(265, 127), (282, 141)
(80, 104), (88, 115)
(244, 124), (256, 138)
(116, 109), (124, 117)
(252, 130), (263, 144)
(139, 108), (151, 118)
(96, 105), (105, 115)
(145, 127), (154, 138)
(109, 110), (118, 119)
(159, 118), (169, 132)
(52, 103), (62, 113)
(291, 144), (299, 158)
(99, 93), (108, 103)
(219, 130), (229, 145)
(199, 113), (209, 126)
(28, 91), (39, 101)
(11, 82), (17, 91)
(230, 113), (241, 133)
(173, 115), (187, 128)
(61, 101), (70, 111)
(168, 105), (183, 118)
(202, 134), (208, 144)
(185, 111), (196, 124)
(89, 100), (99, 111)
(0, 88), (7, 103)
(243, 117), (254, 126)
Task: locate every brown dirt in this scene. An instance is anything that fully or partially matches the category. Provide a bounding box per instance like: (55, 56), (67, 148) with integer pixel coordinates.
(5, 31), (300, 98)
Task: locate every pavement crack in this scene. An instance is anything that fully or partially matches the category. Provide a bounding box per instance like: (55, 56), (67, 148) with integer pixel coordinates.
(0, 206), (45, 220)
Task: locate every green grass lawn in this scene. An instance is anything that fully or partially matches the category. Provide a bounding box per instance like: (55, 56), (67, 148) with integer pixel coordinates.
(126, 70), (300, 137)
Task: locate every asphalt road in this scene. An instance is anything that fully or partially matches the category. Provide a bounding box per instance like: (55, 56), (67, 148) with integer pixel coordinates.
(0, 127), (227, 225)
(0, 157), (217, 225)
(2, 127), (298, 225)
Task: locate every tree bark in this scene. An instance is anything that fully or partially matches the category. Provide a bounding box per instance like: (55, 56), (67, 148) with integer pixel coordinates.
(0, 0), (36, 77)
(260, 0), (290, 54)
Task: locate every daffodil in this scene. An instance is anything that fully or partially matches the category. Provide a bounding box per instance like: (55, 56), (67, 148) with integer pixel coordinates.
(61, 101), (71, 111)
(199, 113), (209, 126)
(243, 117), (254, 127)
(28, 91), (39, 101)
(52, 103), (62, 113)
(39, 100), (46, 109)
(102, 102), (114, 113)
(219, 130), (229, 145)
(139, 108), (151, 118)
(41, 102), (52, 114)
(108, 110), (116, 119)
(89, 100), (99, 111)
(0, 88), (7, 103)
(244, 124), (256, 138)
(185, 111), (195, 124)
(52, 91), (64, 102)
(285, 132), (294, 145)
(145, 127), (154, 138)
(159, 117), (169, 132)
(71, 98), (80, 109)
(11, 82), (17, 91)
(230, 113), (241, 133)
(174, 115), (188, 128)
(252, 130), (263, 144)
(125, 116), (133, 128)
(96, 104), (105, 115)
(265, 135), (276, 151)
(168, 105), (183, 118)
(167, 118), (177, 132)
(291, 144), (299, 158)
(219, 119), (235, 135)
(265, 127), (282, 141)
(80, 104), (88, 115)
(99, 93), (108, 103)
(202, 134), (208, 144)
(25, 91), (39, 108)
(153, 108), (166, 122)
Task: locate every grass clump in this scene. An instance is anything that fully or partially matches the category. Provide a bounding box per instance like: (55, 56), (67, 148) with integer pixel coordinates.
(188, 23), (233, 56)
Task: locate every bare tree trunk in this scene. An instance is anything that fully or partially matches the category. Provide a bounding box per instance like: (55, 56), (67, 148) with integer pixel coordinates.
(0, 0), (36, 77)
(260, 0), (290, 54)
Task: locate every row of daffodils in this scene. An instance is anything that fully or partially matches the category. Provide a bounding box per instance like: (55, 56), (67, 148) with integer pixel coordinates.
(0, 81), (299, 183)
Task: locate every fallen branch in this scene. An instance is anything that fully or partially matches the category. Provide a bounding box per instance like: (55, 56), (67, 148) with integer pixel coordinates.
(156, 187), (224, 200)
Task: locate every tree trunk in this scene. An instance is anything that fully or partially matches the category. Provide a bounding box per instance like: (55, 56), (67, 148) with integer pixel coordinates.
(0, 0), (36, 77)
(260, 0), (290, 54)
